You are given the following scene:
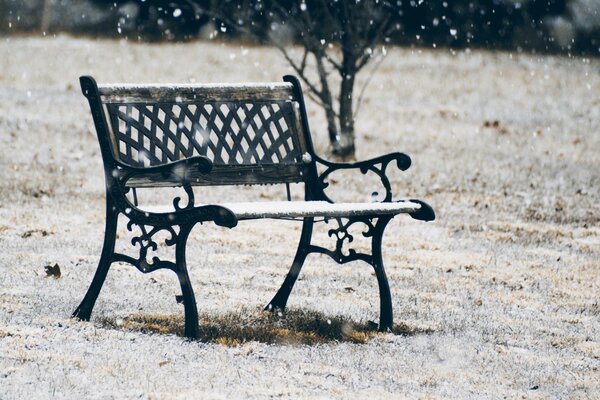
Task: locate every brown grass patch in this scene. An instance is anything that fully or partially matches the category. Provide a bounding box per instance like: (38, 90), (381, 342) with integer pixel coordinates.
(98, 308), (433, 346)
(0, 329), (14, 338)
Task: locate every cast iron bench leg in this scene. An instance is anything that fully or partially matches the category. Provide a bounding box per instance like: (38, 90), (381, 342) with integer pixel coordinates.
(371, 216), (394, 331)
(73, 203), (118, 321)
(266, 216), (394, 332)
(174, 224), (200, 339)
(266, 218), (313, 311)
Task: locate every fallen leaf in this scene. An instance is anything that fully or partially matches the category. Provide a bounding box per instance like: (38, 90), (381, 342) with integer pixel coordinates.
(22, 229), (52, 238)
(44, 263), (61, 279)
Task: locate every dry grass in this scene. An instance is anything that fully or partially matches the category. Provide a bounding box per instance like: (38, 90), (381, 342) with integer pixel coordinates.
(98, 308), (433, 345)
(0, 37), (599, 399)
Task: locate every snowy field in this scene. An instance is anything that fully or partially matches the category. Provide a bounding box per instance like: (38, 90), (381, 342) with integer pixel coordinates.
(0, 36), (599, 398)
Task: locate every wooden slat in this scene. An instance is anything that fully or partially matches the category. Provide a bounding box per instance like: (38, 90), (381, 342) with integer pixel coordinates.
(98, 83), (296, 103)
(291, 102), (309, 154)
(140, 200), (422, 220)
(124, 164), (305, 188)
(223, 201), (421, 220)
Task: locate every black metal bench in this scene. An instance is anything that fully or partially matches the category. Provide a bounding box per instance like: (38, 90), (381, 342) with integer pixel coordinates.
(74, 75), (435, 339)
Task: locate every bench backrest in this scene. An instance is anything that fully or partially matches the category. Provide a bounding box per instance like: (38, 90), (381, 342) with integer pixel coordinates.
(81, 76), (317, 187)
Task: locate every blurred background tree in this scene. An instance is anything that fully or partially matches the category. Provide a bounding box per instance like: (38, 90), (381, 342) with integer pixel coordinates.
(202, 0), (400, 157)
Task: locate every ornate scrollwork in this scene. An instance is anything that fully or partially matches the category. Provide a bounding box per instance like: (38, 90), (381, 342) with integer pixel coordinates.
(311, 217), (378, 264)
(314, 153), (411, 203)
(173, 183), (195, 211)
(118, 220), (179, 273)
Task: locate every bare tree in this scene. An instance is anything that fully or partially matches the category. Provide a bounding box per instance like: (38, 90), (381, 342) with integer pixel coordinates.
(197, 0), (397, 158)
(272, 1), (397, 157)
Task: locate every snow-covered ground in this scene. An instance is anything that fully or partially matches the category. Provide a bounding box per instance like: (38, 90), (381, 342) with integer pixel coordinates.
(0, 36), (599, 399)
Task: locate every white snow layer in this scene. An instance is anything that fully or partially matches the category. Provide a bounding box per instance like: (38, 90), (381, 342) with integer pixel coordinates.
(141, 200), (420, 219)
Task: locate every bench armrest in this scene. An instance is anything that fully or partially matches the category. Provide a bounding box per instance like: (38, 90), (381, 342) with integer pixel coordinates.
(313, 152), (411, 203)
(107, 156), (222, 220)
(315, 152), (411, 172)
(311, 152), (434, 221)
(123, 203), (238, 229)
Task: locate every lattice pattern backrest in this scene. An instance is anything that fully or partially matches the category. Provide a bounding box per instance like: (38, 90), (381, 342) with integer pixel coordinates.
(103, 97), (303, 168)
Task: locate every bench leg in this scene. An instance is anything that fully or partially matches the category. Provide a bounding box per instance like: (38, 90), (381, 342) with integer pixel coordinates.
(72, 205), (118, 321)
(371, 216), (394, 332)
(265, 218), (313, 311)
(174, 224), (199, 339)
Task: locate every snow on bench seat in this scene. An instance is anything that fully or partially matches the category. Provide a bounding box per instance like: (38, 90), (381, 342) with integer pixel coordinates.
(140, 200), (421, 220)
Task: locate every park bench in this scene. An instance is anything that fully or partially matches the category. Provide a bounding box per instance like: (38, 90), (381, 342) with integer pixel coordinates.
(73, 75), (435, 339)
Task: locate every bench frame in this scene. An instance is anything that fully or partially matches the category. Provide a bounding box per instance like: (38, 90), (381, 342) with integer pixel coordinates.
(73, 75), (434, 338)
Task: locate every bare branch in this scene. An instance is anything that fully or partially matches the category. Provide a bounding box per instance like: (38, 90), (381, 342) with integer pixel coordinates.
(272, 43), (336, 119)
(321, 48), (343, 72)
(305, 90), (339, 118)
(354, 49), (387, 119)
(354, 14), (393, 70)
(274, 45), (321, 96)
(300, 48), (308, 73)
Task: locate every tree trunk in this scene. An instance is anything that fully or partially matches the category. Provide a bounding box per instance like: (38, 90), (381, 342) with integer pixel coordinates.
(41, 0), (52, 33)
(314, 52), (340, 153)
(335, 50), (356, 158)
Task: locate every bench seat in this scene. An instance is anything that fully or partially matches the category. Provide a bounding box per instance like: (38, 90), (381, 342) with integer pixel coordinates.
(140, 200), (422, 220)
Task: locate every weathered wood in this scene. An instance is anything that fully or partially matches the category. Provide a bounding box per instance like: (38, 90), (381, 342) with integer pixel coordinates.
(141, 200), (422, 220)
(99, 83), (297, 103)
(291, 102), (309, 155)
(125, 164), (306, 187)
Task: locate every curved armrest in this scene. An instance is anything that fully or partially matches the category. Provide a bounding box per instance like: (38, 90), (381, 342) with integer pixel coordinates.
(315, 152), (411, 172)
(127, 203), (238, 229)
(111, 195), (238, 229)
(313, 152), (412, 202)
(106, 156), (214, 217)
(408, 199), (436, 222)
